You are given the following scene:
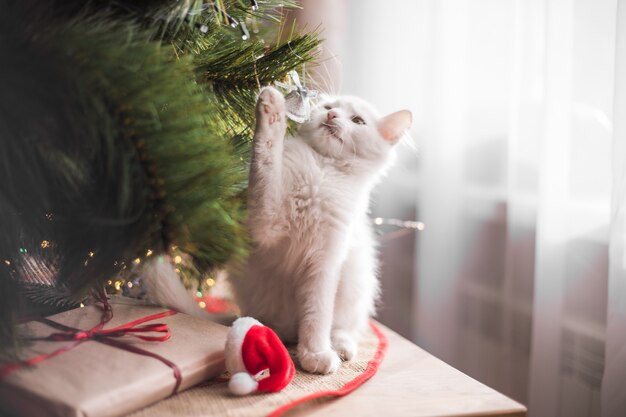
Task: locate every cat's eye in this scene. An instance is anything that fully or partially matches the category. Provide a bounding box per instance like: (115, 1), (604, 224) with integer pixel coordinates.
(324, 105), (332, 110)
(351, 115), (365, 125)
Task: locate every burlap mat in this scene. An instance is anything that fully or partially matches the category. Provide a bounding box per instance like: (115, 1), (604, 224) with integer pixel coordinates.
(128, 322), (387, 417)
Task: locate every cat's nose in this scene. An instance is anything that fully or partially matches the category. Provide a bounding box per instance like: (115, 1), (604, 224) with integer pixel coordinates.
(327, 110), (339, 121)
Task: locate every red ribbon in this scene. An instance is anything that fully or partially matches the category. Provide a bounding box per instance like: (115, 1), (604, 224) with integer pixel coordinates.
(0, 295), (182, 395)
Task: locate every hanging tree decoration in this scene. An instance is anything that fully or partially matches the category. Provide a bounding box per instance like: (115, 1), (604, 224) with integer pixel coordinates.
(275, 70), (319, 123)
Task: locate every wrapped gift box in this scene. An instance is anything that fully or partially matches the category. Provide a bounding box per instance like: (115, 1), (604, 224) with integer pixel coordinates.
(0, 297), (228, 417)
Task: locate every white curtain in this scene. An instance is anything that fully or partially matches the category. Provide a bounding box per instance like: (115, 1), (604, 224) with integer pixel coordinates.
(604, 1), (626, 415)
(295, 0), (626, 415)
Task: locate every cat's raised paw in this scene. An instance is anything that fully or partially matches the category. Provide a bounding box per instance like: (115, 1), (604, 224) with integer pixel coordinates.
(332, 331), (358, 361)
(298, 348), (341, 374)
(256, 86), (286, 127)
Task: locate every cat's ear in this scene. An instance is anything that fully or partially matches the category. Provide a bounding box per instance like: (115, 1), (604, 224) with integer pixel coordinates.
(377, 110), (412, 142)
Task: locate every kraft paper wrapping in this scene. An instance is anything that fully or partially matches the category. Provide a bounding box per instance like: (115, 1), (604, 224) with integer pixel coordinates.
(0, 297), (228, 417)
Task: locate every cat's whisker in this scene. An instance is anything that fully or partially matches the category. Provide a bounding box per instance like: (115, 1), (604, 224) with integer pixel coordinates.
(337, 136), (345, 154)
(309, 60), (336, 95)
(349, 137), (358, 164)
(320, 61), (335, 94)
(321, 122), (344, 143)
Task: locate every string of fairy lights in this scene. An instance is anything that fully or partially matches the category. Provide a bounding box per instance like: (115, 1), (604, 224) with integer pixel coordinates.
(102, 246), (220, 301)
(103, 216), (425, 305)
(2, 213), (425, 309)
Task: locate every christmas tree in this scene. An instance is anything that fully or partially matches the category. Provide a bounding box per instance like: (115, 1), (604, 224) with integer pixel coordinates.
(0, 0), (319, 354)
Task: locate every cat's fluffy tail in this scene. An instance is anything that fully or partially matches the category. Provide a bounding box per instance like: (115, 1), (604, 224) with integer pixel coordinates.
(140, 256), (210, 319)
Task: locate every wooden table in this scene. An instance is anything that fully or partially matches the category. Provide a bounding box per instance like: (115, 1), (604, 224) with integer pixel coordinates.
(303, 323), (527, 417)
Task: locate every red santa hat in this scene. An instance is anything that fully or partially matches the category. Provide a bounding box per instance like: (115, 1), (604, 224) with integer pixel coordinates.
(225, 317), (295, 395)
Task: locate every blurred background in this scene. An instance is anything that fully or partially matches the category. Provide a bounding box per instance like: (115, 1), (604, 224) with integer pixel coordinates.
(289, 1), (626, 416)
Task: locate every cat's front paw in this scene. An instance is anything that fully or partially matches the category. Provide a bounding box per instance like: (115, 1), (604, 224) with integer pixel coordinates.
(298, 347), (341, 374)
(332, 331), (358, 361)
(256, 86), (286, 129)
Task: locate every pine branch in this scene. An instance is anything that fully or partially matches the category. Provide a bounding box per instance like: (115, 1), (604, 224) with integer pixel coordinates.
(18, 283), (85, 310)
(0, 0), (321, 353)
(204, 34), (321, 133)
(1, 5), (247, 313)
(37, 0), (301, 43)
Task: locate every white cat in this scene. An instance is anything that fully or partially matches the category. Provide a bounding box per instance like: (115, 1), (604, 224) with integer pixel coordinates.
(229, 87), (412, 374)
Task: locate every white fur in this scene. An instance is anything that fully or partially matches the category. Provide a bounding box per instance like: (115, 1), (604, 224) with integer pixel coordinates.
(225, 317), (262, 375)
(229, 372), (258, 395)
(140, 256), (209, 318)
(229, 87), (411, 374)
(225, 317), (263, 395)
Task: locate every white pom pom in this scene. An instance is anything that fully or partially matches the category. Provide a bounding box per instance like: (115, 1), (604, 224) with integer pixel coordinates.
(229, 372), (258, 396)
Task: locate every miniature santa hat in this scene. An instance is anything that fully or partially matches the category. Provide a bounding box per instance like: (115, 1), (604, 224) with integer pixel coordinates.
(225, 317), (295, 395)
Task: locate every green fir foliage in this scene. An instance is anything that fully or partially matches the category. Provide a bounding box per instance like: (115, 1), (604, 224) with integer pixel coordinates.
(0, 0), (319, 354)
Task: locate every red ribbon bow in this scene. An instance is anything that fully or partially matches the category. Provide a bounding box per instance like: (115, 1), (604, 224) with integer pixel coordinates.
(0, 294), (182, 395)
